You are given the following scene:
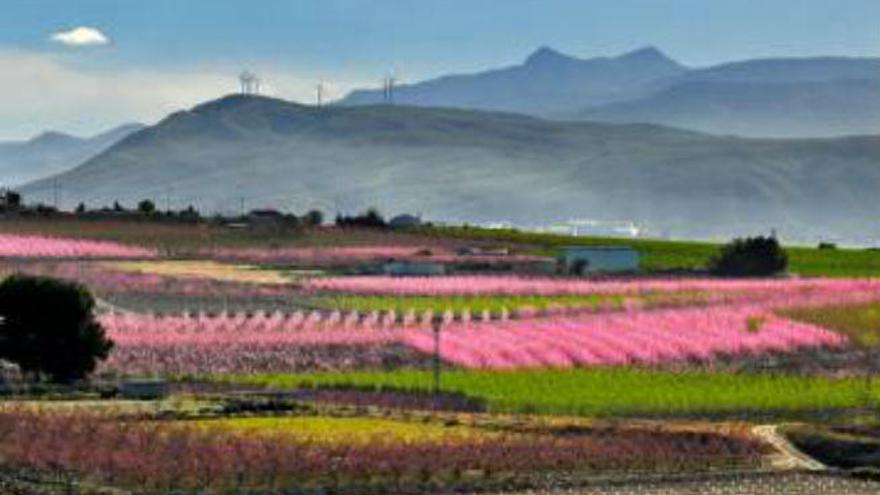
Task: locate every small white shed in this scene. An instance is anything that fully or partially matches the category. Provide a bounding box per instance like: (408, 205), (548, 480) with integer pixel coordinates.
(557, 246), (639, 275)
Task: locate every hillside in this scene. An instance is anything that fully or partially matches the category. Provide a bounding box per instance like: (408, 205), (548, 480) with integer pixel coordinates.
(580, 79), (880, 138)
(340, 47), (880, 137)
(0, 124), (144, 188)
(21, 95), (880, 243)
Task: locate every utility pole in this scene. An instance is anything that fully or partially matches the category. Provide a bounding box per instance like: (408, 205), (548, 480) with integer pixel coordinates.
(387, 75), (397, 104)
(52, 178), (60, 209)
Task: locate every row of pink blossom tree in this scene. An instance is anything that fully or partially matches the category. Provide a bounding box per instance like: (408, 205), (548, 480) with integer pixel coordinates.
(403, 304), (847, 369)
(97, 283), (866, 374)
(0, 234), (156, 259)
(305, 275), (880, 297)
(205, 245), (543, 265)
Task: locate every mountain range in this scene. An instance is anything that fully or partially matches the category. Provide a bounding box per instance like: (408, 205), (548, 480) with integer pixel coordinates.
(340, 47), (880, 138)
(343, 46), (686, 117)
(0, 124), (144, 188)
(21, 95), (880, 243)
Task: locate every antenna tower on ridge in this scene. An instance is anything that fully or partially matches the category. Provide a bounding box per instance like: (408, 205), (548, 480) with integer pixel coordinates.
(239, 71), (261, 95)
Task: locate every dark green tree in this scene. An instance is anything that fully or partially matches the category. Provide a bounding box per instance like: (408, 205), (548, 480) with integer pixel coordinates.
(2, 190), (22, 209)
(137, 199), (156, 214)
(710, 236), (788, 277)
(0, 275), (113, 383)
(335, 208), (387, 228)
(304, 209), (324, 227)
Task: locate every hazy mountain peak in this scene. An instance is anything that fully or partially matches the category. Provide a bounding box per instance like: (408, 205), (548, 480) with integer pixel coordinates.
(619, 46), (681, 67)
(29, 131), (79, 146)
(1, 123), (145, 188)
(523, 46), (578, 67)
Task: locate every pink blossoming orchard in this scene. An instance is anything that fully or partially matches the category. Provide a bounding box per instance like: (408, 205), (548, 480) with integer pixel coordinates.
(0, 233), (156, 259)
(94, 277), (871, 375)
(2, 226), (880, 494)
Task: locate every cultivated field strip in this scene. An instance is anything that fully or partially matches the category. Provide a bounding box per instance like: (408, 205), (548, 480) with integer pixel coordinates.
(0, 233), (156, 259)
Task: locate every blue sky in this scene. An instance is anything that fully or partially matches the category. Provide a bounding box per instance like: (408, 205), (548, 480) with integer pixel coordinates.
(0, 0), (878, 139)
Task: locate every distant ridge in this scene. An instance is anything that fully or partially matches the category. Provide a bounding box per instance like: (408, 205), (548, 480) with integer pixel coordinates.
(21, 94), (880, 243)
(339, 46), (687, 116)
(340, 46), (880, 137)
(0, 123), (145, 188)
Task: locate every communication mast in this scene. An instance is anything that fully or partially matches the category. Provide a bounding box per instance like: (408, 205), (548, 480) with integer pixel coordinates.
(382, 73), (398, 103)
(316, 82), (325, 107)
(238, 71), (261, 95)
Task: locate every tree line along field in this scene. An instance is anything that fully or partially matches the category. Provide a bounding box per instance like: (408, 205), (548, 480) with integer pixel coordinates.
(2, 220), (880, 493)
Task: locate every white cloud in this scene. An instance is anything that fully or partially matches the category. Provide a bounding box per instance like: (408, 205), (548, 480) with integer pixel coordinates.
(0, 50), (368, 140)
(50, 27), (111, 47)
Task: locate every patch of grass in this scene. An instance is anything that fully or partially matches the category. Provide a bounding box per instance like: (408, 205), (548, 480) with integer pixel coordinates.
(188, 415), (487, 444)
(104, 260), (308, 285)
(315, 294), (625, 316)
(780, 302), (880, 348)
(196, 369), (880, 417)
(314, 291), (713, 315)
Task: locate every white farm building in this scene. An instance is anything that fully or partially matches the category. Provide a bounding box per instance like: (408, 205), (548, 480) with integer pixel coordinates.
(557, 246), (640, 275)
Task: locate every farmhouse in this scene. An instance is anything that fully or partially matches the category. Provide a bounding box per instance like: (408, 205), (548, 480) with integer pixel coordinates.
(247, 209), (285, 229)
(557, 246), (639, 275)
(388, 214), (423, 229)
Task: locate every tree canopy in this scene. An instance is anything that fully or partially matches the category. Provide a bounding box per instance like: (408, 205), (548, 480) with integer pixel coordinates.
(710, 236), (788, 277)
(0, 275), (113, 383)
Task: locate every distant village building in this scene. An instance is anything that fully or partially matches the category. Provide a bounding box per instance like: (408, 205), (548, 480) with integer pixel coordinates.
(388, 214), (422, 229)
(557, 246), (639, 275)
(381, 261), (446, 276)
(247, 209), (284, 227)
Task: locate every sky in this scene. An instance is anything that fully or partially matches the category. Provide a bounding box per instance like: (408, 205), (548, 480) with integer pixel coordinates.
(0, 0), (877, 139)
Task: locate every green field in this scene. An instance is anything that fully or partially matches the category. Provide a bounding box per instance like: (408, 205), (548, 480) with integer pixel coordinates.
(315, 291), (715, 315)
(416, 226), (880, 277)
(781, 302), (880, 348)
(316, 294), (625, 315)
(202, 369), (880, 417)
